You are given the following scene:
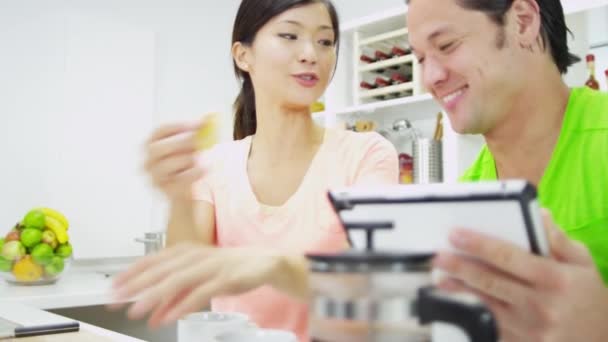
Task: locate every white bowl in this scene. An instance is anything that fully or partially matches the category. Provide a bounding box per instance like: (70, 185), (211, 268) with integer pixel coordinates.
(178, 312), (254, 342)
(218, 329), (298, 342)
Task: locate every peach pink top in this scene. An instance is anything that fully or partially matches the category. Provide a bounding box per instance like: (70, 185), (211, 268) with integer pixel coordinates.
(193, 128), (399, 341)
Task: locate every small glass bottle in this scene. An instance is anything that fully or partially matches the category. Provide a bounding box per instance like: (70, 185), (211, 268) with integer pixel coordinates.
(585, 54), (600, 90)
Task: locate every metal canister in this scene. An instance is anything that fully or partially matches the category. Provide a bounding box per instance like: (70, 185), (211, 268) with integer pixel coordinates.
(412, 138), (443, 184)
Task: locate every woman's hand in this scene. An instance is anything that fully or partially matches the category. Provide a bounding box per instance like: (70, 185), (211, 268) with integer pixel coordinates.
(110, 243), (286, 328)
(144, 122), (203, 200)
(433, 210), (608, 341)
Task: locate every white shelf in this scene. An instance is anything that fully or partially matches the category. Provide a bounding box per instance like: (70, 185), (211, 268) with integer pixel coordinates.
(314, 93), (435, 119)
(359, 28), (408, 46)
(359, 81), (414, 99)
(359, 54), (414, 73)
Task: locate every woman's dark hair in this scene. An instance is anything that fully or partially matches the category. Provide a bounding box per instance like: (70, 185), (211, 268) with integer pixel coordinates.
(406, 0), (580, 74)
(231, 0), (340, 140)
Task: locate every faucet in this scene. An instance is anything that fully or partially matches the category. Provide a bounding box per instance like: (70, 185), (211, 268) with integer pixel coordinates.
(134, 232), (166, 255)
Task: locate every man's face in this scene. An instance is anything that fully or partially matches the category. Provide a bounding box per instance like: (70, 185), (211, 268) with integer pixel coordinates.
(408, 0), (524, 135)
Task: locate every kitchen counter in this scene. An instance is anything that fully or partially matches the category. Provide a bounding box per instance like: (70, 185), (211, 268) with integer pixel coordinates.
(0, 258), (163, 341)
(0, 259), (470, 342)
(0, 302), (144, 341)
(0, 258), (131, 310)
(0, 271), (116, 310)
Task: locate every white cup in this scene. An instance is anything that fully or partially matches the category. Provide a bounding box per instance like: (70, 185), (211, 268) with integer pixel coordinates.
(177, 312), (255, 342)
(217, 329), (298, 342)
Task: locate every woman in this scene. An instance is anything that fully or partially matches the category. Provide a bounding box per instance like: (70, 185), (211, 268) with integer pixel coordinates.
(111, 0), (398, 340)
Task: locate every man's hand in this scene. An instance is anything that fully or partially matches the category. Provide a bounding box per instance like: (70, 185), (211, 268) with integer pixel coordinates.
(433, 210), (608, 341)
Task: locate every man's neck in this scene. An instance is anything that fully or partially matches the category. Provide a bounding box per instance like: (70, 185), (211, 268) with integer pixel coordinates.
(484, 68), (570, 186)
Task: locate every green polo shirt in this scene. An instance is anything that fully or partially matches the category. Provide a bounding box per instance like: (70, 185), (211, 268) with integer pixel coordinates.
(461, 87), (608, 283)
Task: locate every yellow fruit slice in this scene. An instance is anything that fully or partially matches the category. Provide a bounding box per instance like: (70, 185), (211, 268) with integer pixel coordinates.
(46, 216), (69, 244)
(13, 256), (43, 282)
(38, 207), (70, 231)
(310, 101), (325, 113)
(196, 114), (219, 151)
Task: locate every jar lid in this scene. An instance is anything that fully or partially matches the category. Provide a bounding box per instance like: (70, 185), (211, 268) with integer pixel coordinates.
(307, 250), (434, 273)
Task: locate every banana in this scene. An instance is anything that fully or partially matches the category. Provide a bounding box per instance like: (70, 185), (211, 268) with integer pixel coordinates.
(38, 207), (69, 231)
(45, 216), (69, 244)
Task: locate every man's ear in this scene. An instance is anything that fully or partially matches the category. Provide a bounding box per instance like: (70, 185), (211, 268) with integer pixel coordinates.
(232, 42), (251, 73)
(510, 0), (542, 49)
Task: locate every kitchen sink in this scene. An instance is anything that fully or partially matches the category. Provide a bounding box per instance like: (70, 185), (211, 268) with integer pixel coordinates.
(48, 304), (177, 342)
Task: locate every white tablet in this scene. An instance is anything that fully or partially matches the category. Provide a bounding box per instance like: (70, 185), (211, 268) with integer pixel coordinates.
(328, 180), (550, 256)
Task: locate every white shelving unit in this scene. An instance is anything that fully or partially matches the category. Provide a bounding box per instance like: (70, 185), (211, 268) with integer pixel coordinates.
(317, 5), (476, 182)
(317, 1), (608, 183)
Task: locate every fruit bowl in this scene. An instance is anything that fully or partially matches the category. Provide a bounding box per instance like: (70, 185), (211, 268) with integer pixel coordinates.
(0, 208), (73, 286)
(0, 255), (72, 286)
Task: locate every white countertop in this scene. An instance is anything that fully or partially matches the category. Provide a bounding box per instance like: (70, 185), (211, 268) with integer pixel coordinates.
(0, 258), (148, 341)
(0, 258), (472, 342)
(0, 271), (115, 309)
(0, 302), (144, 341)
(0, 258), (133, 310)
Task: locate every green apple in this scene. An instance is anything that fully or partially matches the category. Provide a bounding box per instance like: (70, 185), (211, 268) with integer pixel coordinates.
(0, 256), (11, 272)
(44, 256), (64, 276)
(56, 243), (73, 258)
(22, 209), (46, 230)
(20, 228), (42, 248)
(31, 244), (54, 266)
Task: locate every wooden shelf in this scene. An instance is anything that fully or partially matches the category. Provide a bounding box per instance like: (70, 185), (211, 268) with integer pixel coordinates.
(358, 54), (414, 73)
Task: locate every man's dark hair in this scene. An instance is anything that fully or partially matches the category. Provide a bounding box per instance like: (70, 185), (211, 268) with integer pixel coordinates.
(406, 0), (580, 74)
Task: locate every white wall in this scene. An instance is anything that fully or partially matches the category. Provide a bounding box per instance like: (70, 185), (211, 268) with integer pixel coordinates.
(333, 0), (405, 22)
(0, 0), (241, 258)
(588, 7), (608, 90)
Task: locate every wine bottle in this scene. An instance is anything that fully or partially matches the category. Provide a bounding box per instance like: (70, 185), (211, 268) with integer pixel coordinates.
(391, 45), (411, 57)
(375, 76), (392, 88)
(585, 54), (600, 90)
(375, 50), (391, 61)
(360, 81), (377, 90)
(390, 72), (409, 84)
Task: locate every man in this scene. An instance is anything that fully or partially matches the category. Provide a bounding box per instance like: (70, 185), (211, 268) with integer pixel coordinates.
(406, 0), (608, 340)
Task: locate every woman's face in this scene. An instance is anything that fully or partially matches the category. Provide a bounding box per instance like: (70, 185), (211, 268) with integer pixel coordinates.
(237, 3), (337, 110)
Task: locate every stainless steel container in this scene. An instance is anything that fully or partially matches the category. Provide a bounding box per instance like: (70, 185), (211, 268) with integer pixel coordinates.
(134, 231), (166, 255)
(306, 223), (497, 342)
(412, 138), (443, 184)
